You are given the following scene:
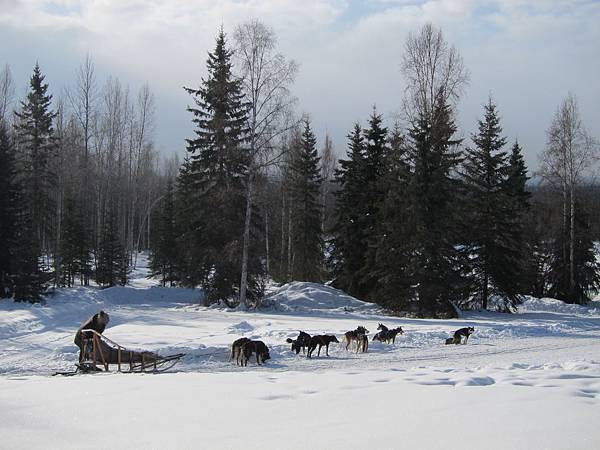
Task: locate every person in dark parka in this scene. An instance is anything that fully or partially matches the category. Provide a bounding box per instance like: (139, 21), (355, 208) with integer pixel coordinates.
(74, 311), (110, 362)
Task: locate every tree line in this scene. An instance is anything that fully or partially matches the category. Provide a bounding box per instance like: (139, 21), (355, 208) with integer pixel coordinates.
(0, 59), (170, 301)
(1, 21), (598, 318)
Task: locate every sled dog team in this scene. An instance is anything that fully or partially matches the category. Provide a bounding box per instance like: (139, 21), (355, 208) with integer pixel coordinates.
(231, 325), (475, 366)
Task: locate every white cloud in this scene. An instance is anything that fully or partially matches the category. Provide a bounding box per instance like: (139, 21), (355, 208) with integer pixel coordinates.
(0, 0), (598, 167)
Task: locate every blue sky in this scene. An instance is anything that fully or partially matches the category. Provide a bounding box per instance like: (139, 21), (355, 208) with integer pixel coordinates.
(1, 0), (599, 171)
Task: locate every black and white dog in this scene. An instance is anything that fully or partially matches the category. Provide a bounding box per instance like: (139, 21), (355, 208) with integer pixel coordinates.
(445, 327), (474, 345)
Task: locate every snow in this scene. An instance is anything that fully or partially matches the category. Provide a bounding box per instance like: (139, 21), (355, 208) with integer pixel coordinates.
(262, 281), (380, 314)
(1, 254), (600, 449)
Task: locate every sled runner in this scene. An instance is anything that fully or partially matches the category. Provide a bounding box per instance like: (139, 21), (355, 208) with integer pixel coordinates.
(58, 329), (184, 375)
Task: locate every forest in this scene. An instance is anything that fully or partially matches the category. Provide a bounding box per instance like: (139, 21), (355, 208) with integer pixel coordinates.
(1, 21), (599, 318)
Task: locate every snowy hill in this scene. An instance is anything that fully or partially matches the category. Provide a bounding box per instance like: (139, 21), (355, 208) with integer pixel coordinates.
(1, 256), (600, 449)
(263, 281), (380, 314)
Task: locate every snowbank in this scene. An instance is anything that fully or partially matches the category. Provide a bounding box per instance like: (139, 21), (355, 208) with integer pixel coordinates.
(519, 295), (600, 316)
(262, 281), (380, 314)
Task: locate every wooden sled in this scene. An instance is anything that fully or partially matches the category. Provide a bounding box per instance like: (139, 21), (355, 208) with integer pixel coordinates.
(73, 329), (184, 374)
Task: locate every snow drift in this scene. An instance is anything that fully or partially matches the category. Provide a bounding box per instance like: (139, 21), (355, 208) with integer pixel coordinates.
(262, 281), (380, 314)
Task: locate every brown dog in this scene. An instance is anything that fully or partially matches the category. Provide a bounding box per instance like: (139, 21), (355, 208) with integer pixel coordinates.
(231, 337), (252, 365)
(343, 326), (369, 351)
(307, 335), (339, 358)
(357, 334), (369, 353)
(240, 340), (271, 366)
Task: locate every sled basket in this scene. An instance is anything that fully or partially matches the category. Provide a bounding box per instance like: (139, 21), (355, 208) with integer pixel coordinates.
(77, 329), (184, 373)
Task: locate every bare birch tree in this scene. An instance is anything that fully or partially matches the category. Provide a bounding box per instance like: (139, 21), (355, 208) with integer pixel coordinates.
(233, 19), (298, 307)
(539, 93), (598, 301)
(401, 22), (469, 121)
(320, 133), (337, 233)
(0, 64), (14, 123)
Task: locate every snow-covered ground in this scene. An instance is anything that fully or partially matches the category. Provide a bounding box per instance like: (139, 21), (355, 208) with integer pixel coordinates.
(1, 254), (600, 449)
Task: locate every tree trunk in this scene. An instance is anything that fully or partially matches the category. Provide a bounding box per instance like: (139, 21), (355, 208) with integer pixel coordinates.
(55, 190), (63, 287)
(482, 259), (489, 310)
(239, 177), (253, 308)
(287, 199), (293, 282)
(562, 179), (568, 285)
(280, 192), (286, 278)
(265, 208), (270, 275)
(569, 186), (576, 302)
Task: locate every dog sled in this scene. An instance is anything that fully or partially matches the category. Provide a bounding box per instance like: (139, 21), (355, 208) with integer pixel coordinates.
(56, 329), (184, 375)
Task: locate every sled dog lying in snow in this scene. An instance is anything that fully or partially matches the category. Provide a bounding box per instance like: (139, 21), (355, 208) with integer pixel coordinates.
(240, 340), (271, 366)
(372, 326), (404, 344)
(286, 331), (311, 354)
(445, 327), (475, 345)
(231, 337), (252, 364)
(343, 326), (369, 351)
(307, 335), (339, 358)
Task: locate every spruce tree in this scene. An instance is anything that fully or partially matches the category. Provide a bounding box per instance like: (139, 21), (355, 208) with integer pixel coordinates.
(289, 119), (323, 282)
(59, 195), (92, 287)
(150, 181), (179, 286)
(405, 100), (464, 318)
(96, 208), (128, 287)
(0, 122), (18, 298)
(173, 156), (203, 286)
(462, 99), (522, 311)
(0, 120), (44, 302)
(504, 141), (531, 296)
(14, 63), (57, 252)
(331, 123), (367, 296)
(370, 122), (413, 311)
(12, 202), (44, 302)
(183, 28), (260, 304)
(359, 108), (389, 298)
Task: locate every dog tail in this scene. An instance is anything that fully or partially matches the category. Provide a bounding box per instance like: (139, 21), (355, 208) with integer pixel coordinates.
(286, 338), (293, 344)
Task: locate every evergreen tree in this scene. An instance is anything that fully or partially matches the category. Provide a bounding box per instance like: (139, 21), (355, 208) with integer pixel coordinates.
(59, 195), (92, 287)
(331, 123), (367, 296)
(404, 100), (464, 318)
(505, 141), (530, 213)
(12, 201), (44, 302)
(96, 207), (128, 287)
(173, 156), (203, 286)
(150, 181), (179, 286)
(14, 63), (57, 252)
(0, 122), (18, 298)
(370, 123), (413, 311)
(505, 141), (532, 295)
(462, 99), (522, 311)
(289, 119), (323, 282)
(183, 28), (260, 304)
(359, 108), (389, 298)
(547, 205), (600, 304)
(0, 120), (44, 302)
